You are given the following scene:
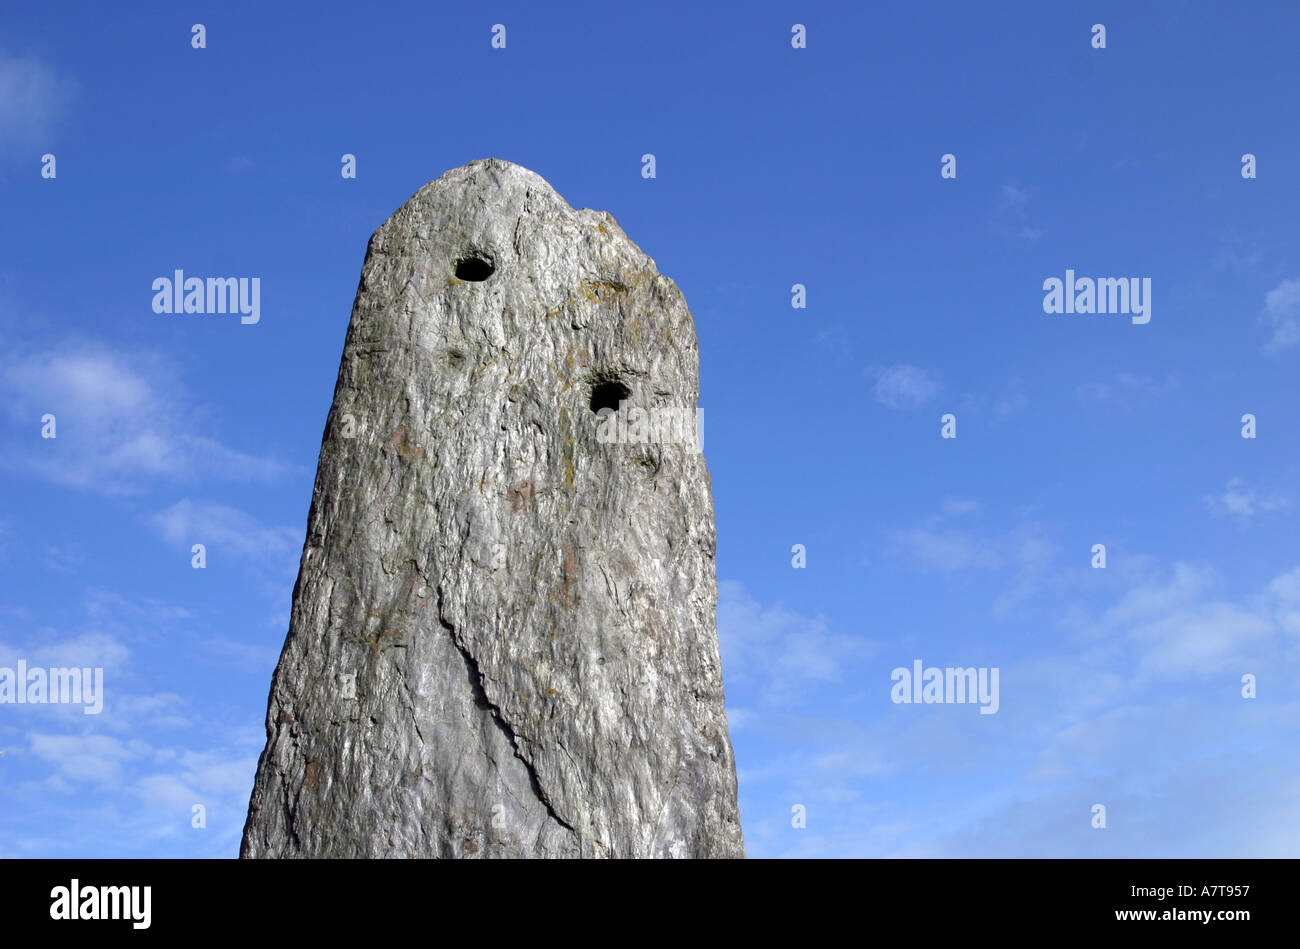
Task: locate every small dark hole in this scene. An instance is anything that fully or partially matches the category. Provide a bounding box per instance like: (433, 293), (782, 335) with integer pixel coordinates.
(455, 255), (495, 282)
(590, 380), (631, 414)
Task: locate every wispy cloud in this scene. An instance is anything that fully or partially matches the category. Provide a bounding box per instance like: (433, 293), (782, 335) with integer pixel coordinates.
(1075, 372), (1179, 406)
(889, 522), (1002, 572)
(1203, 477), (1290, 523)
(0, 628), (129, 677)
(0, 589), (261, 857)
(1084, 561), (1293, 678)
(883, 505), (1069, 615)
(992, 183), (1045, 243)
(0, 52), (78, 152)
(746, 558), (1300, 857)
(1260, 277), (1300, 354)
(42, 543), (85, 574)
(886, 507), (1057, 578)
(993, 387), (1024, 418)
(992, 380), (1028, 419)
(718, 581), (876, 711)
(0, 345), (296, 494)
(956, 377), (1030, 421)
(1212, 229), (1263, 272)
(147, 499), (300, 566)
(866, 364), (939, 411)
(28, 733), (144, 785)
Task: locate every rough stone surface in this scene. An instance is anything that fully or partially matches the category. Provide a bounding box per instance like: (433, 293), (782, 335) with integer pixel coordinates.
(240, 159), (744, 858)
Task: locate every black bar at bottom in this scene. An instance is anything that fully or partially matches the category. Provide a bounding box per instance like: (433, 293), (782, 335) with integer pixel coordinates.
(0, 858), (1282, 935)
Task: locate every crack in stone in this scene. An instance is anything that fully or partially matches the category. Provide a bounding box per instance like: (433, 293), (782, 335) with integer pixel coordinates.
(436, 583), (577, 838)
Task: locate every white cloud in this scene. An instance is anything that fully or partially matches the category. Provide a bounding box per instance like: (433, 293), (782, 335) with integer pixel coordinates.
(1096, 561), (1213, 627)
(867, 364), (939, 411)
(883, 507), (1068, 616)
(42, 543), (85, 574)
(993, 183), (1045, 243)
(955, 377), (1029, 421)
(147, 499), (300, 564)
(1075, 372), (1179, 405)
(106, 693), (191, 732)
(1131, 602), (1274, 677)
(993, 385), (1028, 419)
(1203, 477), (1290, 522)
(811, 749), (892, 779)
(13, 731), (259, 856)
(0, 53), (78, 150)
(28, 631), (130, 671)
(1267, 567), (1300, 641)
(886, 507), (1058, 577)
(1087, 561), (1291, 677)
(0, 585), (267, 857)
(890, 524), (1001, 571)
(1212, 230), (1263, 272)
(1261, 277), (1300, 354)
(1, 346), (295, 493)
(83, 588), (193, 626)
(738, 552), (1300, 858)
(0, 627), (129, 673)
(0, 624), (196, 732)
(717, 581), (876, 710)
(198, 635), (280, 674)
(28, 733), (146, 785)
(137, 749), (257, 812)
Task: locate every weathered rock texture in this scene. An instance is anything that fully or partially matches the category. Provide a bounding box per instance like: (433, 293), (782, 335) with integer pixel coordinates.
(241, 159), (743, 858)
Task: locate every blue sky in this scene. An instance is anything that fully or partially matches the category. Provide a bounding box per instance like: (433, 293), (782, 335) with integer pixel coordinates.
(1, 0), (1298, 857)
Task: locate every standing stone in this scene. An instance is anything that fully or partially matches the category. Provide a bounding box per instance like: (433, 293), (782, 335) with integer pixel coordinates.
(241, 159), (744, 858)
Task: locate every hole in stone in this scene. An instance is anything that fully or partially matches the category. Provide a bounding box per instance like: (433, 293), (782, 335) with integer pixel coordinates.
(454, 254), (495, 282)
(589, 380), (631, 414)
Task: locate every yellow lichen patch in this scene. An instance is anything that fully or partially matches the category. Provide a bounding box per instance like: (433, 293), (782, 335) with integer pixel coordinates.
(543, 272), (655, 317)
(447, 277), (463, 287)
(580, 279), (630, 304)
